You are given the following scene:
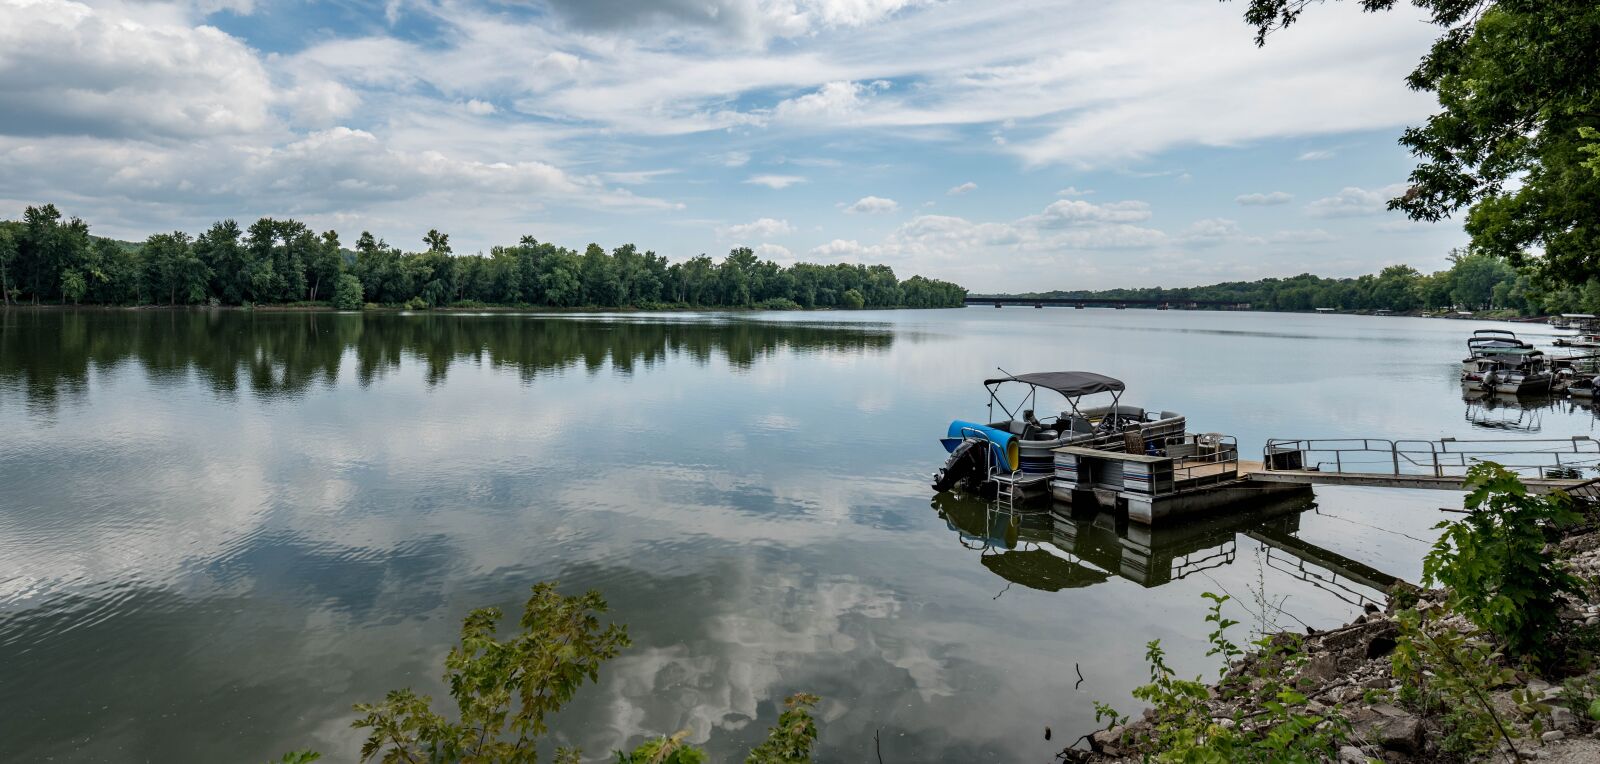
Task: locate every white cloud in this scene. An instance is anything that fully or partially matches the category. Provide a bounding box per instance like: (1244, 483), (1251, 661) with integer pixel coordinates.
(720, 217), (796, 239)
(1267, 228), (1338, 244)
(0, 0), (276, 139)
(810, 238), (885, 260)
(753, 242), (793, 261)
(1057, 186), (1093, 197)
(1181, 217), (1252, 245)
(1235, 191), (1292, 206)
(1376, 218), (1434, 234)
(843, 195), (899, 214)
(1305, 184), (1408, 218)
(946, 182), (977, 196)
(744, 174), (806, 189)
(772, 80), (888, 122)
(1298, 149), (1336, 161)
(721, 151), (751, 167)
(541, 0), (930, 44)
(463, 98), (497, 115)
(1033, 199), (1152, 226)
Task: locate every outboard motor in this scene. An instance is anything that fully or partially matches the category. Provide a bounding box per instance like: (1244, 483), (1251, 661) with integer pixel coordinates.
(932, 438), (987, 492)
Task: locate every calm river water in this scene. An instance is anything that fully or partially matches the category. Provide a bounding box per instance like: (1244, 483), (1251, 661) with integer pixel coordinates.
(3, 308), (1597, 762)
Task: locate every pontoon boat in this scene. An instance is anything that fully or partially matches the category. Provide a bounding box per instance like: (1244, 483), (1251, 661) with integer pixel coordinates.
(1460, 330), (1553, 395)
(932, 372), (1184, 499)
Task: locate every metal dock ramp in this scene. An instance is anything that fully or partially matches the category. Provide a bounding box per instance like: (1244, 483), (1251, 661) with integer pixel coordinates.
(1250, 437), (1600, 494)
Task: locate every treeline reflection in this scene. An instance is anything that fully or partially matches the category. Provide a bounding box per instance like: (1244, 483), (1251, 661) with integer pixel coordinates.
(0, 310), (897, 411)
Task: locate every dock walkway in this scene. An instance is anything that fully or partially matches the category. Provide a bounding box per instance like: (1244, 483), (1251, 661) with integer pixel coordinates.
(1251, 436), (1600, 494)
(1242, 469), (1589, 494)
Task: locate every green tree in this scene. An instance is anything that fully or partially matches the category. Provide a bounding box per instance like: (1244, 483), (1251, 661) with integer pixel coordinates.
(333, 273), (364, 310)
(580, 243), (623, 306)
(1448, 253), (1515, 310)
(424, 229), (451, 254)
(840, 288), (866, 309)
(142, 231), (209, 306)
(1236, 1), (1600, 286)
(196, 220), (247, 304)
(1369, 264), (1422, 311)
(1424, 463), (1582, 663)
(305, 230), (344, 303)
(60, 268), (87, 305)
(0, 227), (15, 305)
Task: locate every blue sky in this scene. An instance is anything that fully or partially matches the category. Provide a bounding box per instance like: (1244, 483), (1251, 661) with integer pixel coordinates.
(0, 0), (1466, 291)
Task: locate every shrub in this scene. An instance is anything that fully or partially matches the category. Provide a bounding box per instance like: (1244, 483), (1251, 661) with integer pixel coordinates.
(276, 584), (823, 763)
(351, 583), (630, 762)
(402, 296), (428, 311)
(754, 297), (803, 311)
(840, 289), (865, 309)
(1423, 463), (1581, 663)
(1095, 594), (1348, 762)
(1391, 608), (1534, 758)
(332, 274), (364, 310)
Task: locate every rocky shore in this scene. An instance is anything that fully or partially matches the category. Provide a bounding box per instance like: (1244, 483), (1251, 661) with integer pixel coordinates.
(1071, 520), (1600, 763)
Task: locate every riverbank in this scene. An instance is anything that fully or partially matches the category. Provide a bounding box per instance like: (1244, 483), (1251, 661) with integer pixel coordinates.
(0, 301), (958, 313)
(1071, 507), (1600, 763)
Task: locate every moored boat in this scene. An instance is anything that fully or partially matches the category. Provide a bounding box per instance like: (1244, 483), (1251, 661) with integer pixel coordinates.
(1554, 333), (1600, 348)
(933, 372), (1184, 499)
(1572, 376), (1600, 399)
(1460, 329), (1553, 394)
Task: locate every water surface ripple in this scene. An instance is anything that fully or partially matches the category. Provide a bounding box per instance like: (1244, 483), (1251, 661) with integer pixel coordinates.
(2, 309), (1595, 762)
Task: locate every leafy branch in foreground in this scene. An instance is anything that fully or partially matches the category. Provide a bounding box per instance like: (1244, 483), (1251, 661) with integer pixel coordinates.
(1233, 1), (1600, 289)
(352, 582), (631, 762)
(1094, 593), (1348, 762)
(1422, 463), (1582, 664)
(277, 582), (822, 763)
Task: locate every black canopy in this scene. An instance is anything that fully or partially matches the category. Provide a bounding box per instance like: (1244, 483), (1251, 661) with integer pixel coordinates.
(983, 371), (1125, 397)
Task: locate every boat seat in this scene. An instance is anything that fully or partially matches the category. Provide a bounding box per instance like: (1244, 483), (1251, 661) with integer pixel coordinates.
(1063, 416), (1095, 434)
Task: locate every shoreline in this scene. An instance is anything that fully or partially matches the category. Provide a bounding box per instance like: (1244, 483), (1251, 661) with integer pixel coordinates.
(0, 303), (963, 314)
(0, 303), (1548, 320)
(1071, 518), (1600, 763)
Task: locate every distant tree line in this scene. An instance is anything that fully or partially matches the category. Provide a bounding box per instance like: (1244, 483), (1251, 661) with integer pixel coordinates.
(0, 204), (967, 311)
(1004, 249), (1595, 316)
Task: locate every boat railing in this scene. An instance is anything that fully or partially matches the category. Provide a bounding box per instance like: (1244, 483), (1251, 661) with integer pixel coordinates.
(1169, 434), (1240, 488)
(1263, 436), (1600, 479)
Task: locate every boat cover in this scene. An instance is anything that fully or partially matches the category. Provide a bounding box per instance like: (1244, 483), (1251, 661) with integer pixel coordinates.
(942, 420), (1020, 473)
(983, 371), (1125, 397)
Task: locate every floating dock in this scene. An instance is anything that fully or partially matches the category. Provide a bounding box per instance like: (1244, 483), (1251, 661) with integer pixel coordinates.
(1051, 435), (1600, 525)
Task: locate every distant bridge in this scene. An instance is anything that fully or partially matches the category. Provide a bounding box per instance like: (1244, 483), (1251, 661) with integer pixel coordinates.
(965, 296), (1252, 310)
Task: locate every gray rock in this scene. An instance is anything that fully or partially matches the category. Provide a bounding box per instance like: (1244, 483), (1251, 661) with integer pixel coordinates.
(1544, 730), (1566, 743)
(1551, 705), (1577, 730)
(1338, 745), (1369, 764)
(1350, 705), (1424, 754)
(1088, 726), (1124, 757)
(1303, 654), (1341, 683)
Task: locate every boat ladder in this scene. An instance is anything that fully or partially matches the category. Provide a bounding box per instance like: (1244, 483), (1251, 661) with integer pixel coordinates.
(996, 469), (1023, 511)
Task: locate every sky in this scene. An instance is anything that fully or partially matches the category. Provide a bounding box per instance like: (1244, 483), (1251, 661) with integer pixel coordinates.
(0, 0), (1469, 292)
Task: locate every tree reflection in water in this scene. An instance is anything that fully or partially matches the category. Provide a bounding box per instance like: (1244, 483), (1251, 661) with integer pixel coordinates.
(0, 310), (896, 416)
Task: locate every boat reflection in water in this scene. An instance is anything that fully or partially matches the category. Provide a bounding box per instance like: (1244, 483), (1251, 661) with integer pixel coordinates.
(931, 492), (1397, 608)
(1464, 390), (1599, 434)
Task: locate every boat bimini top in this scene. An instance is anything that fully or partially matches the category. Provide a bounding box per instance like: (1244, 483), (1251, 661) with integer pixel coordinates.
(981, 371), (1127, 423)
(1467, 329), (1535, 353)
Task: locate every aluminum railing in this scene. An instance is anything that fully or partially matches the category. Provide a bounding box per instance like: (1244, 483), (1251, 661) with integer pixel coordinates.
(1263, 436), (1600, 479)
